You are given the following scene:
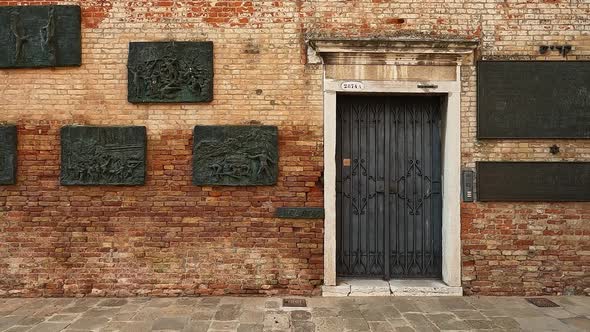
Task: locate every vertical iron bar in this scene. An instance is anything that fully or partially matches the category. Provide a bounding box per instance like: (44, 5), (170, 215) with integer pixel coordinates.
(433, 99), (438, 274)
(436, 98), (442, 276)
(384, 100), (391, 280)
(365, 104), (369, 275)
(396, 99), (400, 276)
(336, 99), (342, 274)
(347, 101), (356, 274)
(375, 103), (380, 274)
(428, 100), (436, 274)
(432, 99), (437, 275)
(382, 103), (391, 274)
(403, 101), (408, 276)
(356, 104), (366, 272)
(421, 100), (425, 275)
(412, 101), (418, 274)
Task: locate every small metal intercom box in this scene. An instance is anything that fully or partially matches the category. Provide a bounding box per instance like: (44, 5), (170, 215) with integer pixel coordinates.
(462, 170), (475, 202)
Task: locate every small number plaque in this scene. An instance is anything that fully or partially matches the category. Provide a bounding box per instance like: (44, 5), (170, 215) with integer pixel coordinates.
(341, 81), (364, 90)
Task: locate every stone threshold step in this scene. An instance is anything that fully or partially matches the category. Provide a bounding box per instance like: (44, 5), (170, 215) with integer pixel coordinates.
(322, 279), (463, 297)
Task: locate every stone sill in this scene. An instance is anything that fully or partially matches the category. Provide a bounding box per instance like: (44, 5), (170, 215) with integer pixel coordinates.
(322, 279), (463, 297)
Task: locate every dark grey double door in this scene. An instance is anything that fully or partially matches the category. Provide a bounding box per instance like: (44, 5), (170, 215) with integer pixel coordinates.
(336, 95), (443, 279)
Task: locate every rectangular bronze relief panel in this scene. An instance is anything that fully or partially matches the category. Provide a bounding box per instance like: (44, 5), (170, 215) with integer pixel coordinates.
(0, 125), (17, 185)
(193, 126), (278, 186)
(276, 207), (325, 219)
(128, 41), (213, 103)
(0, 6), (81, 68)
(477, 162), (590, 201)
(477, 61), (590, 138)
(61, 126), (147, 186)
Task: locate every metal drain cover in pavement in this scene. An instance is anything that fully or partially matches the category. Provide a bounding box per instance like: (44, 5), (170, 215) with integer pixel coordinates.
(283, 298), (307, 307)
(526, 298), (559, 307)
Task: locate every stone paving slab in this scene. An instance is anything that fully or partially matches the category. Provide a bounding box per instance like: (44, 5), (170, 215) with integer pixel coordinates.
(0, 296), (588, 331)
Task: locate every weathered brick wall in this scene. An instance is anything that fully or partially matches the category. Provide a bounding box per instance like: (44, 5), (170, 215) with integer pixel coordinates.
(0, 0), (324, 297)
(461, 64), (590, 295)
(1, 0), (589, 296)
(455, 1), (590, 295)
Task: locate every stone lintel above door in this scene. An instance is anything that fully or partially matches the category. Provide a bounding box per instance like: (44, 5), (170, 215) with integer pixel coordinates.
(307, 38), (479, 66)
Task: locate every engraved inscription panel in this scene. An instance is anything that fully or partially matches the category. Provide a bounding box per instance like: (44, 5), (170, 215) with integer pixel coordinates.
(193, 126), (278, 186)
(61, 126), (146, 186)
(477, 162), (590, 201)
(0, 125), (17, 185)
(478, 61), (590, 138)
(128, 41), (213, 103)
(0, 6), (81, 68)
(276, 207), (325, 219)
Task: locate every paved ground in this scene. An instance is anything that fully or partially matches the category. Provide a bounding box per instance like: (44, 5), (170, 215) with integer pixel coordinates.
(0, 296), (589, 332)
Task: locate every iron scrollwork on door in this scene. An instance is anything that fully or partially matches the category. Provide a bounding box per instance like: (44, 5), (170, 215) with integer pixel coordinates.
(337, 95), (443, 279)
(342, 158), (377, 216)
(392, 159), (434, 216)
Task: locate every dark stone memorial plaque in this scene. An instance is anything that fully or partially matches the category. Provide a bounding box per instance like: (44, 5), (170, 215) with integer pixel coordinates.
(477, 162), (590, 201)
(193, 126), (278, 186)
(0, 6), (81, 68)
(478, 61), (590, 138)
(276, 207), (325, 219)
(128, 41), (213, 103)
(0, 125), (17, 185)
(61, 126), (146, 186)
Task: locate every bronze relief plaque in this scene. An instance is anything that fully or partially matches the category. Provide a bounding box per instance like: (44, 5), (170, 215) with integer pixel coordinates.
(193, 126), (278, 186)
(0, 6), (81, 68)
(128, 41), (213, 103)
(0, 125), (17, 185)
(477, 61), (590, 138)
(476, 162), (590, 201)
(61, 126), (147, 186)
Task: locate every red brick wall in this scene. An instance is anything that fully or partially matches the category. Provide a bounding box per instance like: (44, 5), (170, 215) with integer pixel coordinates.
(1, 0), (589, 296)
(462, 202), (590, 296)
(461, 63), (590, 295)
(0, 0), (324, 297)
(0, 124), (323, 296)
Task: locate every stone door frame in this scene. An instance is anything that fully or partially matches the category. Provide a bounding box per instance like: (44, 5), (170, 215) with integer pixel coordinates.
(309, 39), (478, 289)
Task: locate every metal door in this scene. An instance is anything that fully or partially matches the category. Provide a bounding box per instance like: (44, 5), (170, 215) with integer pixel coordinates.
(336, 95), (442, 279)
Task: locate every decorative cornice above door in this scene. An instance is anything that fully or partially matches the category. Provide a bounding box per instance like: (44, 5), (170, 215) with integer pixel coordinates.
(307, 38), (479, 66)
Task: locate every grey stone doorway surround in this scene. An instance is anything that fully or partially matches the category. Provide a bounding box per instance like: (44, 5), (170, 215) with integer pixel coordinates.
(307, 38), (478, 296)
